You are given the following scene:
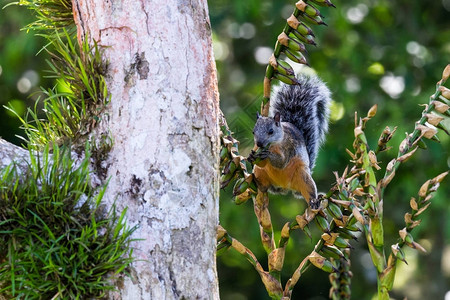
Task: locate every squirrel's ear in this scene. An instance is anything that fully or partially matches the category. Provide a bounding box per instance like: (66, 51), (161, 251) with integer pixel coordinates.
(274, 112), (281, 126)
(256, 111), (261, 119)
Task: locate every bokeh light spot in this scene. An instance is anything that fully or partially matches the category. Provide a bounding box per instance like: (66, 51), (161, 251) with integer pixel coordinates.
(379, 73), (405, 99)
(345, 76), (361, 93)
(24, 69), (39, 86)
(346, 4), (369, 24)
(226, 22), (240, 39)
(239, 23), (256, 40)
(329, 100), (345, 122)
(213, 40), (230, 61)
(254, 47), (272, 65)
(442, 0), (450, 12)
(17, 77), (32, 94)
(368, 62), (385, 75)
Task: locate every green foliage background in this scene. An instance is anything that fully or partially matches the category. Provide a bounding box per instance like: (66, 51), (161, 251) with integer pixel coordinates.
(1, 0), (449, 299)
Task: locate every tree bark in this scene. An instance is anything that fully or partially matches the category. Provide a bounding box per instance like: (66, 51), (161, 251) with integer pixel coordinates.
(71, 0), (220, 298)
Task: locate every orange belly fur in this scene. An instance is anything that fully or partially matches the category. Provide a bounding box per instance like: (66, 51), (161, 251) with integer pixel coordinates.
(254, 157), (305, 190)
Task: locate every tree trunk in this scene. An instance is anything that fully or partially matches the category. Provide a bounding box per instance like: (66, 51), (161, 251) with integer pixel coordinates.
(71, 0), (220, 298)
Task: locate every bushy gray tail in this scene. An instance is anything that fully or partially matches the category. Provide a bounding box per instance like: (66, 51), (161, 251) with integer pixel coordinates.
(270, 74), (331, 169)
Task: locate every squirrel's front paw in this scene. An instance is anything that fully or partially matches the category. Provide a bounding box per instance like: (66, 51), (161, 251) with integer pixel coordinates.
(248, 148), (269, 163)
(258, 149), (270, 160)
(247, 150), (257, 163)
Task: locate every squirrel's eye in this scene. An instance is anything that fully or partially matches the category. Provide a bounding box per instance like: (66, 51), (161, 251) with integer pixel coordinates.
(268, 128), (274, 135)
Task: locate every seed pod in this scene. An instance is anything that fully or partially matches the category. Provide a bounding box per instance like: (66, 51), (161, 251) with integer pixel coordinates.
(398, 137), (409, 153)
(351, 206), (365, 225)
(327, 202), (343, 220)
(217, 225), (227, 240)
(431, 171), (449, 184)
(417, 124), (438, 139)
(368, 150), (381, 170)
(308, 0), (336, 7)
(308, 251), (337, 273)
(345, 222), (361, 232)
(334, 218), (346, 227)
(284, 49), (308, 65)
(268, 53), (277, 68)
(322, 232), (339, 245)
(281, 222), (291, 240)
(418, 179), (430, 198)
(220, 175), (233, 188)
(302, 224), (312, 239)
(315, 214), (331, 233)
(220, 167), (237, 188)
(296, 214), (309, 229)
(399, 228), (414, 244)
(340, 188), (350, 200)
(378, 126), (397, 146)
(391, 244), (407, 264)
(268, 248), (285, 272)
(408, 241), (427, 253)
(290, 30), (316, 46)
(302, 13), (327, 26)
(442, 64), (450, 82)
(398, 147), (418, 163)
(432, 101), (450, 114)
(367, 104), (378, 118)
(349, 177), (360, 191)
(336, 227), (358, 240)
(278, 32), (307, 53)
(410, 197), (418, 210)
(334, 236), (352, 249)
(235, 189), (252, 205)
(404, 213), (413, 224)
(287, 14), (300, 30)
(297, 22), (315, 36)
(273, 72), (299, 85)
(440, 86), (450, 99)
(320, 260), (337, 273)
(233, 178), (248, 196)
(276, 59), (295, 76)
(223, 160), (237, 175)
(425, 113), (444, 126)
(346, 214), (358, 226)
(321, 245), (345, 260)
(354, 125), (364, 139)
(296, 0), (323, 17)
(287, 36), (308, 52)
(220, 146), (229, 160)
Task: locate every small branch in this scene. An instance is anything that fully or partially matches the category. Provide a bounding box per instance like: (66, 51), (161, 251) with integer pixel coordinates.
(253, 191), (276, 254)
(380, 72), (449, 196)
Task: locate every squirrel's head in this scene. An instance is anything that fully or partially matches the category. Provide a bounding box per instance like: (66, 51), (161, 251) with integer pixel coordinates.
(253, 112), (283, 148)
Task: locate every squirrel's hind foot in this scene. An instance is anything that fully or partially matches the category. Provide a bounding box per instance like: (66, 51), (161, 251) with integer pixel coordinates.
(309, 197), (320, 210)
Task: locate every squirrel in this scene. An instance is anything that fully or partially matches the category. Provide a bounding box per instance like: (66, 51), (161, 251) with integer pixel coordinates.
(249, 73), (331, 209)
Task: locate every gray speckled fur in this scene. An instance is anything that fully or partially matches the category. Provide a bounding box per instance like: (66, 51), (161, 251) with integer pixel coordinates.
(270, 74), (331, 170)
